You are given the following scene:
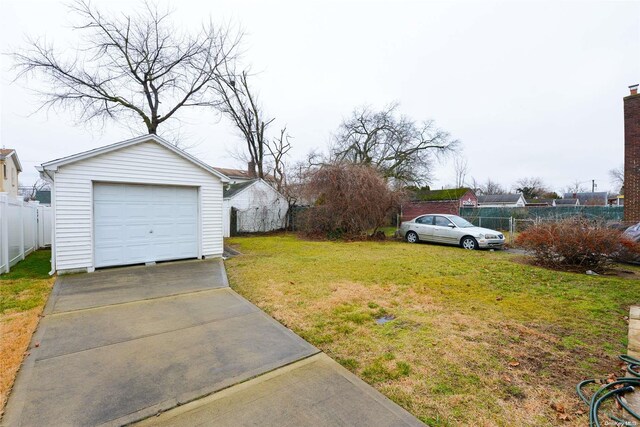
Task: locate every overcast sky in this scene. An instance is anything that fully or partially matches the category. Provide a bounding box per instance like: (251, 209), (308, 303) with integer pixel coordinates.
(1, 0), (639, 194)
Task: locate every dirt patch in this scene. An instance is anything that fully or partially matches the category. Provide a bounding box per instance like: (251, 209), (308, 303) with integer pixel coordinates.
(0, 309), (42, 416)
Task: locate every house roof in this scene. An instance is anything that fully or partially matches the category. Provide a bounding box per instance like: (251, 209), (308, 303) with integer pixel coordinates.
(477, 194), (524, 204)
(555, 198), (579, 205)
(562, 192), (608, 206)
(411, 187), (472, 202)
(213, 166), (275, 182)
(0, 148), (23, 172)
(532, 198), (555, 205)
(37, 134), (228, 182)
(223, 179), (258, 199)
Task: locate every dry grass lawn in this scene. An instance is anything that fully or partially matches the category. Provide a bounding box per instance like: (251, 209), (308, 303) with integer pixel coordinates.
(0, 250), (54, 416)
(225, 234), (640, 426)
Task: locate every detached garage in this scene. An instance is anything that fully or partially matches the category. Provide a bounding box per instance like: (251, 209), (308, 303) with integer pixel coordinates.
(37, 135), (229, 274)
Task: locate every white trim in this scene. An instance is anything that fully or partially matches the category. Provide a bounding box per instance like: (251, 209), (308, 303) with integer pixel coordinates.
(39, 134), (229, 183)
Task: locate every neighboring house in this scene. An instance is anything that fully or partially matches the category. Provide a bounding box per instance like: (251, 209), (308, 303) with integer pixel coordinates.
(525, 198), (556, 207)
(0, 149), (22, 197)
(213, 163), (275, 185)
(401, 188), (477, 222)
(477, 194), (527, 208)
(563, 192), (608, 206)
(37, 135), (229, 274)
(555, 198), (580, 207)
(608, 195), (624, 206)
(222, 179), (288, 237)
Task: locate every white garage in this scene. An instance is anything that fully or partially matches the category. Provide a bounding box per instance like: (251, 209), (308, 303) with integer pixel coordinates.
(37, 135), (229, 274)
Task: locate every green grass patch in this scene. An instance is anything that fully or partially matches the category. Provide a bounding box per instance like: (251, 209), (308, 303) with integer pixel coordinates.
(0, 250), (54, 315)
(225, 233), (640, 425)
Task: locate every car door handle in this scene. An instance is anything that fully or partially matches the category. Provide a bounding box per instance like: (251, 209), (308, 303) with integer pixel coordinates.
(149, 230), (153, 234)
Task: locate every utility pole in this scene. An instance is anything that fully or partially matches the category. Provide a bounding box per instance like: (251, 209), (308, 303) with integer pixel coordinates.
(592, 179), (597, 193)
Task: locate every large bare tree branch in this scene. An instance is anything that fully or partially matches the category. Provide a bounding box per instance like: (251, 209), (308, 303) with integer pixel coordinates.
(331, 104), (459, 185)
(12, 0), (243, 136)
(215, 69), (275, 178)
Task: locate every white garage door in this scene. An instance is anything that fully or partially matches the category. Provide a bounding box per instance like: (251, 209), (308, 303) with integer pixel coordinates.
(94, 183), (199, 268)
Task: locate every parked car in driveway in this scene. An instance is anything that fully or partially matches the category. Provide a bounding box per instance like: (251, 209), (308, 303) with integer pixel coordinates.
(400, 214), (505, 250)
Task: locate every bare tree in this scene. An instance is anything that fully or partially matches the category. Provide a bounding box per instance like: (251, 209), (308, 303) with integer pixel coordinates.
(12, 0), (242, 135)
(331, 104), (458, 186)
(453, 156), (469, 188)
(565, 180), (587, 195)
(20, 180), (50, 201)
(609, 165), (624, 193)
(478, 178), (505, 195)
(266, 127), (292, 193)
(468, 176), (482, 194)
(216, 70), (274, 178)
(513, 177), (547, 199)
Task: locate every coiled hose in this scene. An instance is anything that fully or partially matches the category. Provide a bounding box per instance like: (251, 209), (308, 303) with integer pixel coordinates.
(577, 354), (640, 426)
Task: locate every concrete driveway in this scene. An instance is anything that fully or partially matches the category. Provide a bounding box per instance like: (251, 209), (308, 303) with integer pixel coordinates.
(3, 260), (422, 427)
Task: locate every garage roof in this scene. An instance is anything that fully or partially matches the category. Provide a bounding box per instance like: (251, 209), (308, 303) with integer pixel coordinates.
(37, 134), (229, 182)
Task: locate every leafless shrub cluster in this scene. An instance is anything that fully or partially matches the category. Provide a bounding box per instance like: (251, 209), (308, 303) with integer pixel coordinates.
(299, 163), (405, 239)
(515, 218), (640, 272)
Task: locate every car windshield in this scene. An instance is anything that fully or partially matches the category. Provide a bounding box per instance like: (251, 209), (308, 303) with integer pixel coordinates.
(449, 216), (474, 228)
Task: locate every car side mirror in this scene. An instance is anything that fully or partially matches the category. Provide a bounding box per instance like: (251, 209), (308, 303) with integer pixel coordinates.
(448, 224), (455, 228)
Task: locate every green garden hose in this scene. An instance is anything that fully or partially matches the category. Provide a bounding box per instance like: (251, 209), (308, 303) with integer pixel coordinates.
(577, 355), (640, 427)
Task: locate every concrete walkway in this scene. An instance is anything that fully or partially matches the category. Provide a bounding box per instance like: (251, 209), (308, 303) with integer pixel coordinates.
(3, 259), (423, 427)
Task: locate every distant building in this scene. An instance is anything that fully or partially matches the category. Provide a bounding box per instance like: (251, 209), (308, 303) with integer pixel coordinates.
(0, 149), (22, 197)
(213, 162), (275, 185)
(562, 192), (608, 206)
(477, 194), (526, 208)
(555, 198), (580, 207)
(525, 198), (556, 207)
(401, 188), (477, 222)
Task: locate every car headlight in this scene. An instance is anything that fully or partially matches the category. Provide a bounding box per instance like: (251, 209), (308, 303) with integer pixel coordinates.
(477, 233), (485, 239)
(484, 233), (499, 239)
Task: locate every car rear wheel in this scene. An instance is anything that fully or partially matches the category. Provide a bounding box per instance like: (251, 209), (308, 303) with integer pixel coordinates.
(406, 231), (419, 243)
(461, 236), (478, 250)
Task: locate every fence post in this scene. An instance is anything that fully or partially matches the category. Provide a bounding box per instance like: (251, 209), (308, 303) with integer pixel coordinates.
(509, 216), (514, 244)
(19, 199), (25, 260)
(0, 194), (9, 273)
(479, 217), (482, 228)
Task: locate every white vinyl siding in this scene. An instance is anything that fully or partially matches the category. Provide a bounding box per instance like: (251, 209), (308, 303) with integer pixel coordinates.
(222, 180), (288, 237)
(52, 141), (223, 272)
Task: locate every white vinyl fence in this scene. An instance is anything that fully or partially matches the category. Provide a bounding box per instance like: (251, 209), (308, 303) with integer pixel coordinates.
(0, 193), (52, 274)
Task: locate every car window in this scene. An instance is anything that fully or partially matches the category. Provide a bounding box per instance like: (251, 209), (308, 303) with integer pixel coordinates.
(434, 216), (453, 227)
(416, 215), (434, 225)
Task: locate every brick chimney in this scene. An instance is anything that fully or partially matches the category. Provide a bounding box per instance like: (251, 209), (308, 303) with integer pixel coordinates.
(247, 161), (256, 178)
(624, 84), (640, 223)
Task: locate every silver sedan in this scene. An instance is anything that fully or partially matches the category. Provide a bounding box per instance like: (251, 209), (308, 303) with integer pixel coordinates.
(399, 214), (505, 250)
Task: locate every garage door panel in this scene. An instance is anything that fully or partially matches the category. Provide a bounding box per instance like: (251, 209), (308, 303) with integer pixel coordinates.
(175, 204), (198, 217)
(94, 183), (199, 268)
(94, 203), (123, 219)
(123, 224), (153, 239)
(94, 225), (124, 241)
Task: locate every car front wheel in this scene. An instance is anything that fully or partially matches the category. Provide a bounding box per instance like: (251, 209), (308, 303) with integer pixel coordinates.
(461, 236), (478, 250)
(406, 231), (419, 243)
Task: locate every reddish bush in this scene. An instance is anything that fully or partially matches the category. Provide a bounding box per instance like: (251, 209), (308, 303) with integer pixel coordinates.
(515, 218), (640, 272)
(299, 163), (404, 239)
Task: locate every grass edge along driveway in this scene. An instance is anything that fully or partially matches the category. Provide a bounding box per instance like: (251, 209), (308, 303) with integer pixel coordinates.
(0, 250), (54, 416)
(225, 234), (640, 427)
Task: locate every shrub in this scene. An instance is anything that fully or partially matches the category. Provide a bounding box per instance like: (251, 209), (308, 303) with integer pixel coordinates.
(514, 217), (640, 272)
(299, 163), (404, 239)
